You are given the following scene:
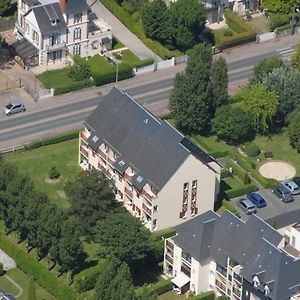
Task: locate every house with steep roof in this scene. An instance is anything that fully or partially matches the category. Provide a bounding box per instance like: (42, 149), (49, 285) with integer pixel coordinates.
(164, 210), (300, 299)
(14, 0), (112, 66)
(78, 87), (221, 231)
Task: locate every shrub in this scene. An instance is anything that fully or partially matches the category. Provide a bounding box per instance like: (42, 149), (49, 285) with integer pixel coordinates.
(223, 29), (233, 36)
(268, 13), (290, 31)
(244, 143), (260, 157)
(222, 200), (240, 216)
(49, 166), (60, 180)
(224, 184), (257, 199)
(68, 60), (91, 81)
(25, 131), (79, 150)
(244, 173), (251, 185)
(75, 271), (99, 292)
(148, 279), (173, 296)
(0, 263), (5, 276)
(288, 110), (300, 152)
(208, 150), (229, 158)
(54, 79), (93, 95)
(191, 291), (215, 300)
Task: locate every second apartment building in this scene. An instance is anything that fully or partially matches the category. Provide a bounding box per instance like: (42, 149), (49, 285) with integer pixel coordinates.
(79, 87), (221, 231)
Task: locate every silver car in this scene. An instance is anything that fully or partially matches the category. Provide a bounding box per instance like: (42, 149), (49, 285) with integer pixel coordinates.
(3, 101), (26, 116)
(238, 198), (257, 215)
(281, 180), (300, 195)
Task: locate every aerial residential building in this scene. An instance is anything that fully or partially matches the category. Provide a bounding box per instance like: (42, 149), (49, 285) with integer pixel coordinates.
(164, 210), (300, 299)
(78, 87), (221, 231)
(14, 0), (112, 66)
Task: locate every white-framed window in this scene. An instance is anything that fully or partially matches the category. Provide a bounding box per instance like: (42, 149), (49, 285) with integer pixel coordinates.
(74, 28), (81, 40)
(32, 30), (39, 45)
(73, 43), (81, 55)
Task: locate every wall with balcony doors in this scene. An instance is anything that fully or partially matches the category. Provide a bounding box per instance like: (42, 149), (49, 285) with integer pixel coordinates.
(155, 154), (219, 230)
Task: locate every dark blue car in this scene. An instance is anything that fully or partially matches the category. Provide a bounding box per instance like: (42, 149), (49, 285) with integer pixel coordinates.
(247, 192), (267, 208)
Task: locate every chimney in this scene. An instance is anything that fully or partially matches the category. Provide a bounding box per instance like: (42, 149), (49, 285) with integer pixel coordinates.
(59, 0), (67, 12)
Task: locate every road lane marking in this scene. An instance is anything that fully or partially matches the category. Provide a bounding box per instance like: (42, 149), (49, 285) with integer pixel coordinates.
(0, 106), (95, 135)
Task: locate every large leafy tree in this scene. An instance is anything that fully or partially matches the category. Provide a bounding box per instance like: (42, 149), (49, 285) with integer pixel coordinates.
(251, 57), (283, 84)
(94, 211), (150, 269)
(235, 84), (279, 134)
(261, 0), (300, 13)
(288, 110), (300, 152)
(170, 44), (213, 134)
(0, 0), (10, 17)
(263, 66), (300, 122)
(142, 0), (168, 42)
(66, 170), (116, 234)
(212, 105), (254, 145)
(211, 57), (228, 111)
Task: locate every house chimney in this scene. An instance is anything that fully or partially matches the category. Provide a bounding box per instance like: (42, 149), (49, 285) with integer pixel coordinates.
(59, 0), (67, 12)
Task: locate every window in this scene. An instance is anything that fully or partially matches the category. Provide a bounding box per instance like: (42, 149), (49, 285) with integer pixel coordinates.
(292, 236), (296, 247)
(73, 43), (81, 55)
(49, 34), (61, 46)
(184, 182), (188, 191)
(74, 28), (81, 40)
(192, 180), (197, 188)
(32, 30), (39, 45)
(74, 13), (82, 23)
(25, 23), (29, 34)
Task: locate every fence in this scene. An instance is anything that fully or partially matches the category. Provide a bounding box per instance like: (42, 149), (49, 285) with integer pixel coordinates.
(0, 17), (16, 32)
(133, 57), (175, 75)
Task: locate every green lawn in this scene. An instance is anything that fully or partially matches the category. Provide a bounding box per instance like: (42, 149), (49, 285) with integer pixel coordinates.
(158, 291), (185, 300)
(248, 14), (270, 34)
(4, 139), (80, 209)
(1, 268), (57, 300)
(37, 68), (75, 89)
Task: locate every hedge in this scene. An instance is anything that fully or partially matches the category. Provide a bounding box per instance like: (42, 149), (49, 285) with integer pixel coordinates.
(224, 184), (257, 199)
(54, 79), (93, 95)
(208, 150), (228, 158)
(136, 279), (173, 297)
(214, 9), (256, 48)
(268, 12), (290, 30)
(25, 131), (80, 150)
(0, 234), (82, 300)
(191, 291), (215, 300)
(222, 199), (240, 216)
(100, 0), (180, 59)
(150, 228), (176, 241)
(244, 143), (260, 157)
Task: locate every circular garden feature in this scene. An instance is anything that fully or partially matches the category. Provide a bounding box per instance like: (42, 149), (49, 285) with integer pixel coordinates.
(259, 161), (296, 181)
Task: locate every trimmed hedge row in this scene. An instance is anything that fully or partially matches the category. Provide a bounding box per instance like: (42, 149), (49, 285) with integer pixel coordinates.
(208, 150), (228, 159)
(224, 184), (257, 199)
(25, 131), (80, 150)
(222, 199), (240, 216)
(100, 0), (179, 59)
(0, 234), (81, 300)
(54, 79), (93, 95)
(214, 9), (256, 48)
(136, 280), (173, 297)
(191, 291), (215, 300)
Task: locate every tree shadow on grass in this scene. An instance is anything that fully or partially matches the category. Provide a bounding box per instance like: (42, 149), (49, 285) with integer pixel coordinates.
(132, 262), (162, 287)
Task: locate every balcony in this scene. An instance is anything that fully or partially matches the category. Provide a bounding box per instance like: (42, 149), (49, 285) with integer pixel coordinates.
(216, 264), (227, 278)
(142, 203), (152, 216)
(15, 22), (25, 34)
(80, 146), (89, 158)
(166, 240), (174, 251)
(98, 149), (107, 160)
(233, 273), (242, 284)
(107, 156), (115, 165)
(165, 253), (173, 265)
(233, 286), (241, 298)
(46, 42), (66, 51)
(80, 132), (89, 143)
(142, 190), (154, 201)
(125, 187), (133, 198)
(124, 173), (133, 182)
(215, 279), (226, 292)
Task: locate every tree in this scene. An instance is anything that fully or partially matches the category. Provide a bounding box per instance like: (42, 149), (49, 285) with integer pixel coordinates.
(170, 44), (213, 134)
(137, 286), (157, 300)
(66, 170), (116, 234)
(142, 0), (169, 42)
(212, 105), (254, 145)
(288, 110), (300, 152)
(49, 166), (60, 180)
(68, 60), (91, 81)
(25, 277), (37, 300)
(94, 259), (136, 300)
(291, 42), (300, 70)
(0, 0), (10, 17)
(167, 0), (206, 51)
(211, 57), (228, 110)
(94, 211), (150, 268)
(263, 66), (300, 122)
(261, 0), (300, 13)
(251, 57), (283, 84)
(235, 84), (279, 134)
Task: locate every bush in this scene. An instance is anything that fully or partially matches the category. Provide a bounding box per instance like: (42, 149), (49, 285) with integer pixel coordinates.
(75, 271), (99, 292)
(244, 143), (260, 157)
(68, 60), (91, 81)
(49, 166), (60, 180)
(0, 263), (5, 276)
(288, 110), (300, 152)
(208, 150), (228, 158)
(268, 13), (290, 31)
(54, 79), (93, 95)
(224, 184), (257, 199)
(25, 131), (79, 150)
(191, 291), (215, 300)
(223, 29), (233, 36)
(148, 279), (173, 296)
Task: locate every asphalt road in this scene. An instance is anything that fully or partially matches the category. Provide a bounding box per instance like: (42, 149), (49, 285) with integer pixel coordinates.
(0, 43), (297, 149)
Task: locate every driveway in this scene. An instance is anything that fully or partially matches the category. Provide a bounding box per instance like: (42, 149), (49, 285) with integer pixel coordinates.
(87, 0), (157, 60)
(233, 188), (300, 228)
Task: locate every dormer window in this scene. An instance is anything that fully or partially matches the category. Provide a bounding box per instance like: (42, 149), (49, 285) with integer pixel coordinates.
(253, 275), (260, 288)
(264, 284), (270, 295)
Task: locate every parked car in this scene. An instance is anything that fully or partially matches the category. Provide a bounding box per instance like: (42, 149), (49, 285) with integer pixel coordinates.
(293, 177), (300, 187)
(281, 180), (300, 195)
(3, 101), (26, 116)
(247, 192), (267, 208)
(271, 186), (294, 202)
(238, 198), (257, 215)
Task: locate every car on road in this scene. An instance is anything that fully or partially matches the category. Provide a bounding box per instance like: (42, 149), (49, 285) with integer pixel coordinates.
(238, 198), (257, 215)
(3, 101), (26, 116)
(271, 186), (294, 203)
(247, 192), (267, 208)
(281, 180), (300, 195)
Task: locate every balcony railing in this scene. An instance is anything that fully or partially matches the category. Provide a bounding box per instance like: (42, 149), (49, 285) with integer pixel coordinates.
(124, 173), (133, 182)
(142, 190), (153, 201)
(165, 254), (173, 265)
(216, 264), (227, 278)
(15, 22), (25, 34)
(166, 240), (174, 251)
(80, 132), (88, 143)
(80, 146), (89, 158)
(46, 42), (66, 51)
(125, 187), (133, 198)
(142, 203), (151, 216)
(233, 286), (241, 298)
(98, 149), (107, 159)
(107, 157), (115, 165)
(233, 273), (242, 283)
(215, 279), (226, 292)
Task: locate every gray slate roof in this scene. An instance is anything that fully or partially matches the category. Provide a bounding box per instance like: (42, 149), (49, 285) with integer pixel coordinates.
(173, 210), (300, 300)
(62, 0), (90, 14)
(33, 2), (67, 35)
(84, 87), (217, 192)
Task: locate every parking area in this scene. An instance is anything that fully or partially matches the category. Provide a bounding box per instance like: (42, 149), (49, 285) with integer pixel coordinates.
(233, 186), (300, 228)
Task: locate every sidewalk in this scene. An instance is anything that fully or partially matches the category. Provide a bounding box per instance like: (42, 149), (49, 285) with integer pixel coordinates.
(87, 0), (156, 60)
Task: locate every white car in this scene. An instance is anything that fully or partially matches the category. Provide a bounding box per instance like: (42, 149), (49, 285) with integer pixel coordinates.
(281, 180), (300, 195)
(3, 101), (26, 116)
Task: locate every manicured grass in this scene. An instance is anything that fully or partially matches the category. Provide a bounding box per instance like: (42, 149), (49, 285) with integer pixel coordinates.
(158, 291), (185, 300)
(248, 14), (270, 34)
(4, 139), (80, 209)
(223, 176), (244, 190)
(37, 68), (75, 89)
(121, 49), (153, 67)
(0, 275), (19, 296)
